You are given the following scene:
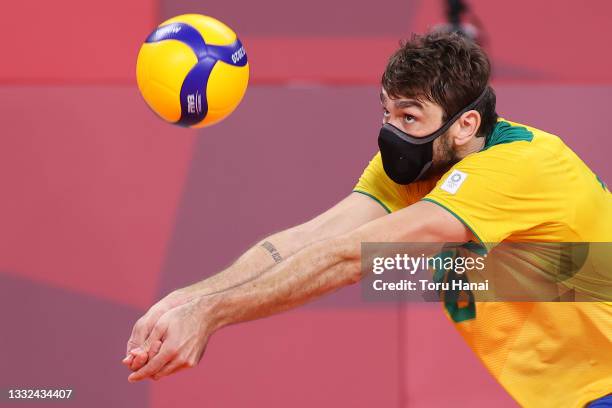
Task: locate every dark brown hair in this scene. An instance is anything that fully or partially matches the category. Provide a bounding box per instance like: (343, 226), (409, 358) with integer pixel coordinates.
(382, 31), (497, 137)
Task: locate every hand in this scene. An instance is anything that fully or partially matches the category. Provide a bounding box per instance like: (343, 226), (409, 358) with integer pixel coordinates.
(127, 298), (215, 382)
(123, 289), (196, 371)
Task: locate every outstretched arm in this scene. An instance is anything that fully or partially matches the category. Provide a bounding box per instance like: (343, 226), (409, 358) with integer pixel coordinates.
(124, 192), (386, 370)
(205, 200), (471, 327)
(127, 200), (470, 381)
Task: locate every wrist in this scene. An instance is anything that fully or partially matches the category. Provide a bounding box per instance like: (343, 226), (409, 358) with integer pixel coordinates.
(194, 293), (228, 333)
(165, 287), (199, 308)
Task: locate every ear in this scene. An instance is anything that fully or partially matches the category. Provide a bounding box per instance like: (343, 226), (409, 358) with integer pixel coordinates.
(453, 110), (481, 146)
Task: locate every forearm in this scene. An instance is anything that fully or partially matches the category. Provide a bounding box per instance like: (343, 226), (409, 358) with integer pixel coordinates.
(176, 227), (308, 299)
(196, 201), (471, 331)
(202, 236), (361, 331)
(173, 194), (386, 301)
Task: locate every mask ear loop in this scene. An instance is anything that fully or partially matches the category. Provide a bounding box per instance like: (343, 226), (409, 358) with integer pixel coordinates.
(383, 87), (490, 145)
(414, 161), (433, 181)
(438, 86), (490, 134)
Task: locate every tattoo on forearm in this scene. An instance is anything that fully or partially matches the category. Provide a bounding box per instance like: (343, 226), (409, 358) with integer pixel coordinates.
(261, 241), (283, 263)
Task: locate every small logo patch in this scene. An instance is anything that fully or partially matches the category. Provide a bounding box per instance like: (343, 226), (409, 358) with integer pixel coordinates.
(441, 170), (468, 194)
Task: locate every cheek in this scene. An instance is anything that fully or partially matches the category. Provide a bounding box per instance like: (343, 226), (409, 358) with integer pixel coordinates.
(433, 134), (453, 159)
(431, 138), (443, 160)
(444, 124), (462, 145)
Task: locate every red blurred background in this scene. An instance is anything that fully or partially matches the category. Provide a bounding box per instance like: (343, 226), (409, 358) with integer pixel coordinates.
(1, 1), (611, 407)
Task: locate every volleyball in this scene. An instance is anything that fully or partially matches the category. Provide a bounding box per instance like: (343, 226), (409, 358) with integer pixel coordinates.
(136, 14), (249, 128)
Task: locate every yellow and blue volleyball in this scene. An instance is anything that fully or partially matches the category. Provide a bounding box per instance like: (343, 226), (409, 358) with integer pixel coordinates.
(136, 14), (249, 128)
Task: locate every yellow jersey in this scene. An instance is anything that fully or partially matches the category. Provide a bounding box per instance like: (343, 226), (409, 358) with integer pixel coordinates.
(354, 119), (612, 407)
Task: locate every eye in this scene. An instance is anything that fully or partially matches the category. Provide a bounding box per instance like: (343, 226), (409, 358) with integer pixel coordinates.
(404, 114), (415, 124)
(382, 108), (390, 117)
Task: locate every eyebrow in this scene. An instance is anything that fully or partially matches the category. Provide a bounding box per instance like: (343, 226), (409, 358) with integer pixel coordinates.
(395, 99), (423, 110)
(379, 92), (424, 110)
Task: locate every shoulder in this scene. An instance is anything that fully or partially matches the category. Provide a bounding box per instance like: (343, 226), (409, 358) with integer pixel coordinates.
(454, 119), (561, 179)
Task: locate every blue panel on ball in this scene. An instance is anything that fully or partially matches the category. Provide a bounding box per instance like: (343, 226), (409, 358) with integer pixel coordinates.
(145, 23), (208, 59)
(176, 57), (216, 127)
(145, 23), (248, 67)
(207, 39), (248, 67)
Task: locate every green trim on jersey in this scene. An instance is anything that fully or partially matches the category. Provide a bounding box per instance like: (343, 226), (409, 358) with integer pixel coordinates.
(596, 174), (608, 191)
(484, 120), (534, 150)
(352, 190), (392, 213)
(421, 197), (486, 250)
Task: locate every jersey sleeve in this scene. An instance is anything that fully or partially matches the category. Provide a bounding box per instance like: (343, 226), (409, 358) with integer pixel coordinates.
(353, 152), (438, 213)
(423, 146), (541, 246)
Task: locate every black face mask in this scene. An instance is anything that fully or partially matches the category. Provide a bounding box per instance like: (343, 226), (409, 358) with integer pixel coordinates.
(378, 88), (488, 184)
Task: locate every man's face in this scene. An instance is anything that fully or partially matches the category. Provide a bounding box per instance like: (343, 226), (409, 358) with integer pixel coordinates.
(380, 89), (459, 173)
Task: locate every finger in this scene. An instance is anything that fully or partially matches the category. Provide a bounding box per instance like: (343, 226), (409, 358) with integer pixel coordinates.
(126, 319), (151, 356)
(129, 340), (162, 372)
(122, 354), (134, 367)
(153, 341), (207, 381)
(152, 359), (188, 381)
(148, 340), (162, 359)
(128, 348), (175, 382)
(129, 321), (168, 371)
(125, 305), (165, 356)
(129, 349), (148, 371)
